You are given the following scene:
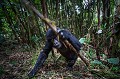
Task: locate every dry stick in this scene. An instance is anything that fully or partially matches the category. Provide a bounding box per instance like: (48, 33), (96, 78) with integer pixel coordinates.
(22, 0), (90, 67)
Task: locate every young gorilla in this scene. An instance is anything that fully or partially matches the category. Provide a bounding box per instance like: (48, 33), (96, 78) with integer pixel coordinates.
(28, 28), (82, 78)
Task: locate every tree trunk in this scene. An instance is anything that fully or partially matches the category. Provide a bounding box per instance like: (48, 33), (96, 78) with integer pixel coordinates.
(109, 0), (120, 64)
(41, 0), (48, 30)
(96, 0), (101, 60)
(102, 0), (110, 27)
(56, 0), (59, 19)
(97, 0), (100, 28)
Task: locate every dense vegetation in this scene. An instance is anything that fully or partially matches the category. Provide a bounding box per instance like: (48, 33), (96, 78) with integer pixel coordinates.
(0, 0), (120, 79)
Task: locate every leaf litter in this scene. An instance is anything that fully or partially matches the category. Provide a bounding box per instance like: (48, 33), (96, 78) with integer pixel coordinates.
(0, 46), (95, 79)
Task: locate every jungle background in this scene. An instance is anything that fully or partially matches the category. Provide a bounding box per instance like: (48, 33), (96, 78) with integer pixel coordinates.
(0, 0), (120, 79)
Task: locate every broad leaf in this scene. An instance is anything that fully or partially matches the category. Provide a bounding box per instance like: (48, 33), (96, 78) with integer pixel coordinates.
(91, 60), (102, 65)
(79, 38), (86, 44)
(107, 58), (119, 64)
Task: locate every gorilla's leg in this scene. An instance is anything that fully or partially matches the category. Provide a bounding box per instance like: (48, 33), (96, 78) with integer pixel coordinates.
(28, 52), (47, 78)
(66, 55), (78, 70)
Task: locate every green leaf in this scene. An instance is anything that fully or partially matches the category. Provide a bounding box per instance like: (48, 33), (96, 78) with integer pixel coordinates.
(111, 67), (119, 71)
(79, 38), (86, 44)
(107, 58), (119, 64)
(91, 60), (102, 65)
(34, 0), (40, 4)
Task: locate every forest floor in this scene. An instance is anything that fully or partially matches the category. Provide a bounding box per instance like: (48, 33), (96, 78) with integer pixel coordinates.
(0, 42), (96, 79)
(0, 42), (120, 79)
